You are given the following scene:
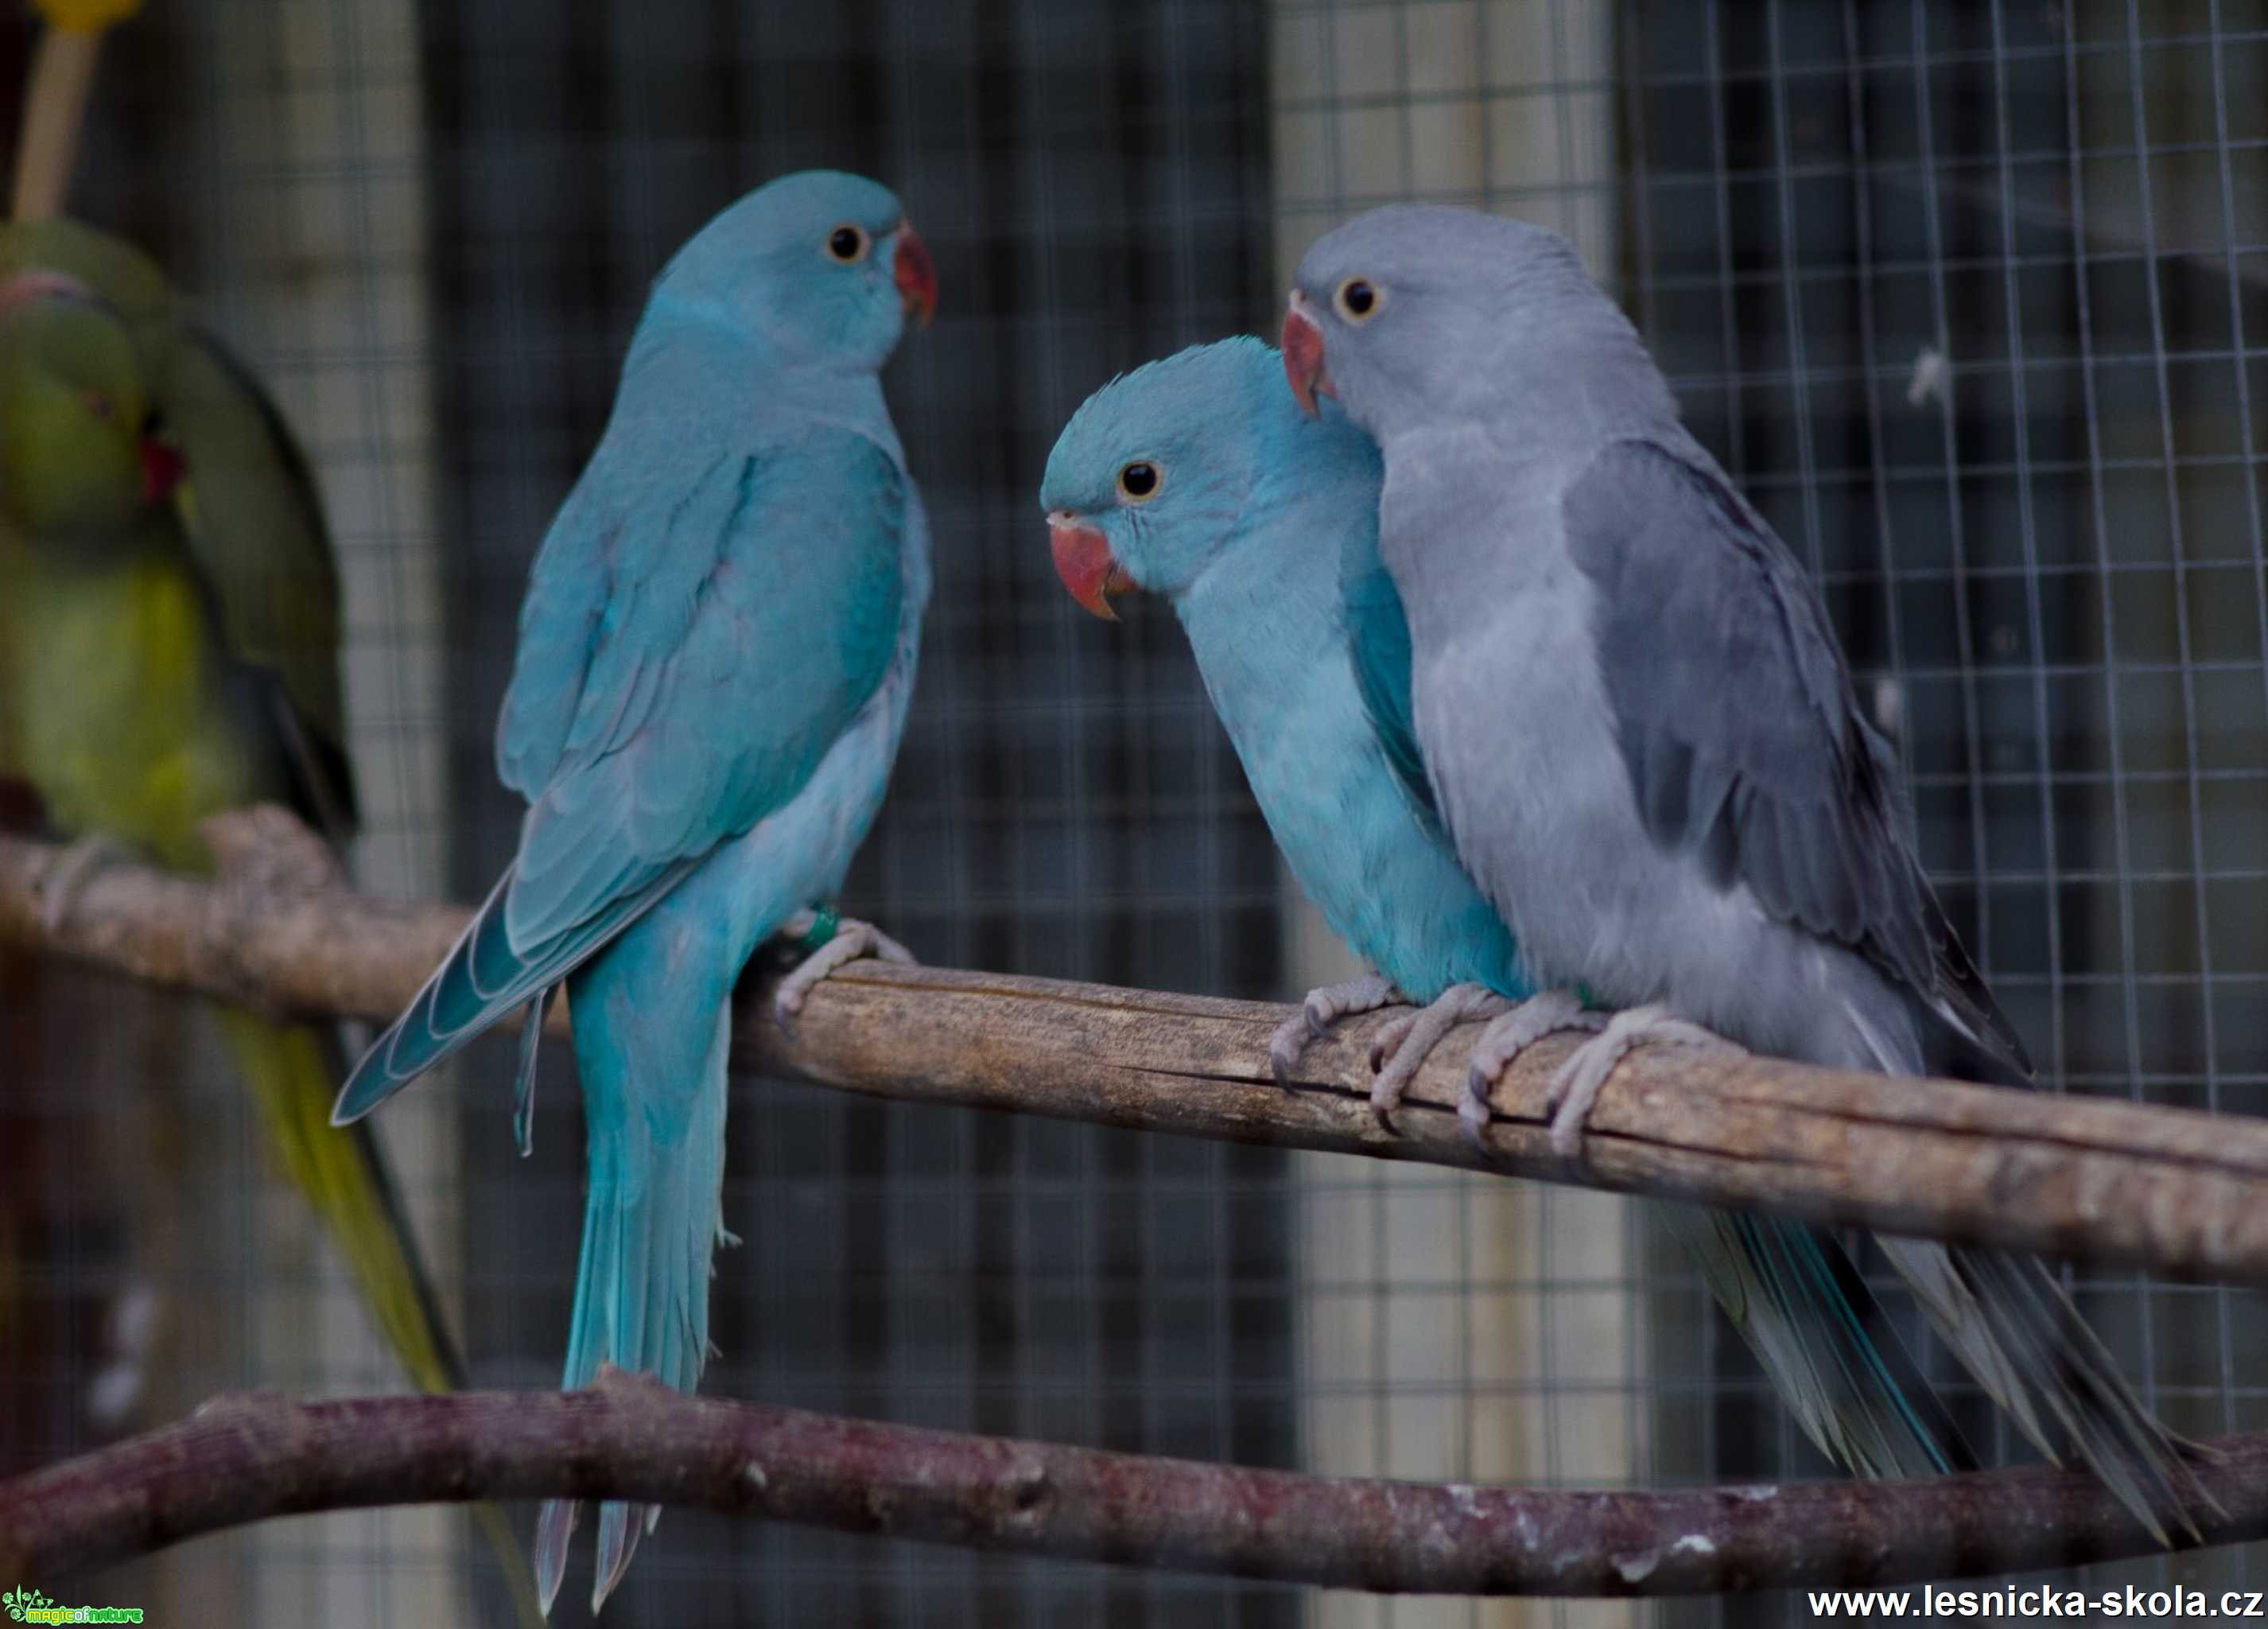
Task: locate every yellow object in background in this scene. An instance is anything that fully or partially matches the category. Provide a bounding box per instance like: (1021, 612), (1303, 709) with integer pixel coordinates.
(25, 0), (144, 33)
(10, 0), (146, 221)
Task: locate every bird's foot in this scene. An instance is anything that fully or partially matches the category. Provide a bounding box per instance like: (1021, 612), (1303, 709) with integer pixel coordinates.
(1267, 972), (1404, 1087)
(34, 834), (127, 935)
(1365, 982), (1511, 1131)
(772, 908), (915, 1023)
(199, 803), (345, 896)
(1543, 1003), (1743, 1161)
(1460, 989), (1608, 1144)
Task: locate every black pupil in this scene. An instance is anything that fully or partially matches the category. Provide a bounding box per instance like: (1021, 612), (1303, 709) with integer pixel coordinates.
(830, 227), (862, 259)
(1345, 281), (1375, 314)
(1120, 462), (1157, 496)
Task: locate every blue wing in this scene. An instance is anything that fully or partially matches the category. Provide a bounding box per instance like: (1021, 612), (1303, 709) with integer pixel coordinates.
(335, 421), (907, 1122)
(1338, 511), (1437, 822)
(498, 422), (907, 949)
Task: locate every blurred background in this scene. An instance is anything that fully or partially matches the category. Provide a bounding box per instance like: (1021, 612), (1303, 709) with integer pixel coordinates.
(0, 0), (2262, 1625)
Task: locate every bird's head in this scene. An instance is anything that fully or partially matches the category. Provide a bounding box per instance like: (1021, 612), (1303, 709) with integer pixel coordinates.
(0, 272), (177, 538)
(651, 169), (936, 375)
(1039, 337), (1331, 618)
(1282, 204), (1627, 439)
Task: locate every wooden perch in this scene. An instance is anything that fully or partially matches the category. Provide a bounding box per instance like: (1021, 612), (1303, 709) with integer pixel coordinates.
(4, 809), (2268, 1285)
(7, 1370), (2268, 1593)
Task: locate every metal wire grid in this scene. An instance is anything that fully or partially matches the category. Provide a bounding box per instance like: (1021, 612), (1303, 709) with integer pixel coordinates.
(6, 0), (1301, 1623)
(421, 2), (1298, 1625)
(1271, 10), (1644, 1629)
(3, 0), (465, 1622)
(1277, 0), (2266, 1625)
(1, 0), (2263, 1624)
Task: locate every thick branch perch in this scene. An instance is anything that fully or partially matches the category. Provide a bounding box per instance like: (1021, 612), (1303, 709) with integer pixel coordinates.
(4, 811), (2268, 1283)
(6, 1370), (2268, 1593)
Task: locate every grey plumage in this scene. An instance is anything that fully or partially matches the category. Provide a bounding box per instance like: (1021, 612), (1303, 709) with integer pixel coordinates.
(1284, 203), (2212, 1538)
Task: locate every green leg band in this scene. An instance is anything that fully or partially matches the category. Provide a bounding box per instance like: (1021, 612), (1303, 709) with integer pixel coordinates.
(795, 904), (842, 955)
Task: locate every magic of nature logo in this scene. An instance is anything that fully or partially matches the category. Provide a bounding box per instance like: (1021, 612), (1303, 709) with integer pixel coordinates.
(2, 1588), (143, 1624)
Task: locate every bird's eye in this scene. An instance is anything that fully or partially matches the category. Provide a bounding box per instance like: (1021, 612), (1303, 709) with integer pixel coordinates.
(1334, 278), (1384, 322)
(825, 224), (871, 263)
(1116, 461), (1162, 503)
(83, 391), (114, 422)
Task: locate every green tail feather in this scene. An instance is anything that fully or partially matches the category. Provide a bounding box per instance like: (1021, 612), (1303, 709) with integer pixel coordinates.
(216, 1009), (547, 1626)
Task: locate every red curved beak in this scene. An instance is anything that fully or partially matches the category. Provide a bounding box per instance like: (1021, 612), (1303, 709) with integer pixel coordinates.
(892, 225), (938, 329)
(140, 436), (185, 504)
(1280, 294), (1333, 417)
(1048, 514), (1133, 622)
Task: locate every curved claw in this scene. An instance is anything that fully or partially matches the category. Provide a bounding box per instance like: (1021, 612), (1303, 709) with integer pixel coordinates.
(1268, 973), (1403, 1089)
(1458, 989), (1606, 1148)
(1365, 983), (1511, 1133)
(773, 913), (917, 1024)
(1267, 1010), (1313, 1088)
(1368, 1010), (1418, 1075)
(1541, 1003), (1740, 1163)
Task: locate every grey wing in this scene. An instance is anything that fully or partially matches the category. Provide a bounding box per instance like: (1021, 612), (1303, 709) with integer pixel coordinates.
(1563, 437), (2029, 1080)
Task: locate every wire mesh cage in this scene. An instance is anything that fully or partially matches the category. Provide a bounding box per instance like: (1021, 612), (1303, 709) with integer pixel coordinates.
(0, 1), (2262, 1626)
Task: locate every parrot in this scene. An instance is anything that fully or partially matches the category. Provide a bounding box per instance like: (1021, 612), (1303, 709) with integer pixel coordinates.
(0, 220), (173, 812)
(328, 169), (939, 1615)
(1041, 334), (1972, 1485)
(0, 248), (546, 1623)
(1278, 203), (2215, 1538)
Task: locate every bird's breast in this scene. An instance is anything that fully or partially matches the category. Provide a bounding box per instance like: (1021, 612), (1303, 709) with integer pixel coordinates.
(1411, 569), (1648, 990)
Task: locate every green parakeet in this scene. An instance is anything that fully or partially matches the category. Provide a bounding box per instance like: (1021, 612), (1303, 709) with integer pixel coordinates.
(0, 231), (540, 1624)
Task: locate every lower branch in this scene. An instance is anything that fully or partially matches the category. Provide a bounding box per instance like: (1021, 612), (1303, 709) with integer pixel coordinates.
(4, 1371), (2265, 1595)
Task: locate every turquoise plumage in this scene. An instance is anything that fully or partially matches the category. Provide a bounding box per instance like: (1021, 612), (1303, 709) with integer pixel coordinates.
(1040, 336), (1965, 1489)
(335, 169), (938, 1615)
(1045, 338), (1516, 1009)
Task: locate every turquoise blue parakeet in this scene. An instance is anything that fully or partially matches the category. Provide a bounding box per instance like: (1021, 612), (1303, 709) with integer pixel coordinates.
(1040, 336), (1971, 1488)
(332, 170), (938, 1615)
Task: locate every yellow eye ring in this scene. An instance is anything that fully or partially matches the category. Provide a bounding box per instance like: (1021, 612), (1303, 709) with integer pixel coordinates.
(825, 224), (872, 263)
(1334, 277), (1385, 322)
(1116, 460), (1163, 503)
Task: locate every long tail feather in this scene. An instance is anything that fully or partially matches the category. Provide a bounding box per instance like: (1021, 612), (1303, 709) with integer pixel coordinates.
(538, 970), (735, 1615)
(1881, 1237), (2218, 1542)
(216, 1009), (547, 1625)
(511, 982), (556, 1157)
(1671, 1205), (1968, 1479)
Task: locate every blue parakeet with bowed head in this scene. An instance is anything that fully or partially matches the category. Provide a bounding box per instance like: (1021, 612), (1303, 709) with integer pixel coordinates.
(1041, 334), (1975, 1491)
(1280, 203), (2212, 1538)
(332, 169), (939, 1612)
(1043, 337), (1522, 1094)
